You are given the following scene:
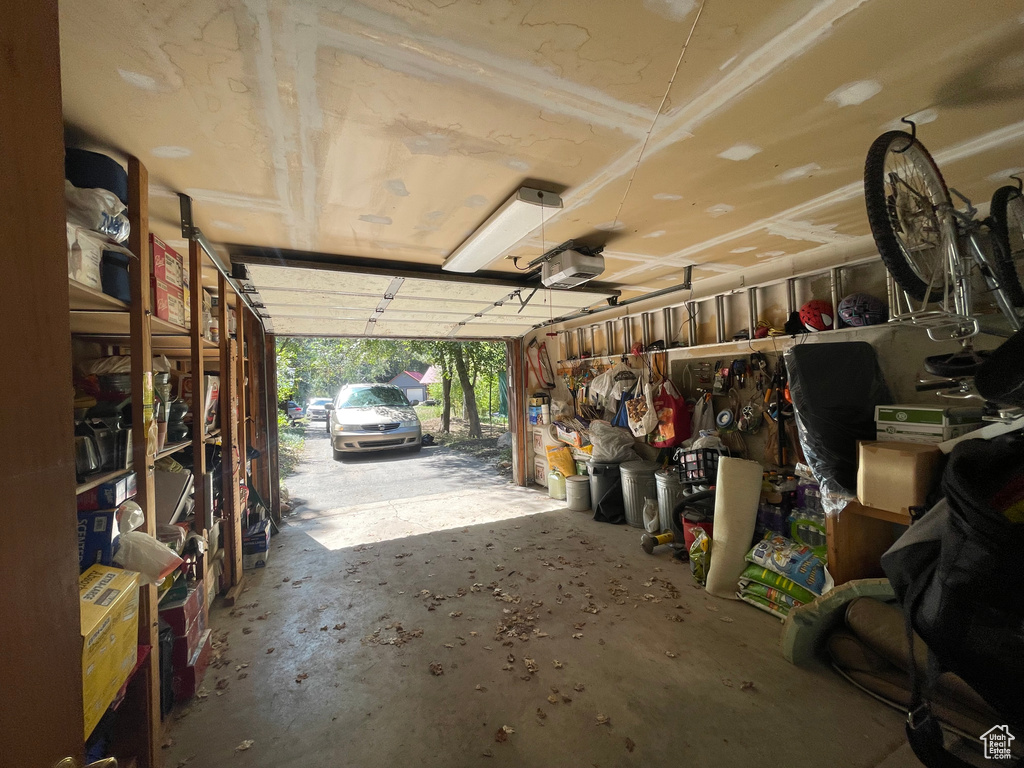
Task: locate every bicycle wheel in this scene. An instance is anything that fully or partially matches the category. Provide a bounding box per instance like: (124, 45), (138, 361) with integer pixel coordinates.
(864, 131), (952, 303)
(989, 185), (1024, 307)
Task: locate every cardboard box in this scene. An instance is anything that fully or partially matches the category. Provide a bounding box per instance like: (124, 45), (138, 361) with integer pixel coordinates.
(858, 441), (943, 515)
(173, 628), (212, 701)
(77, 471), (137, 512)
(77, 510), (119, 570)
(80, 565), (140, 738)
(153, 277), (185, 326)
(67, 222), (104, 289)
(171, 601), (209, 669)
(243, 547), (271, 570)
(151, 234), (183, 288)
(875, 404), (985, 444)
(159, 581), (206, 636)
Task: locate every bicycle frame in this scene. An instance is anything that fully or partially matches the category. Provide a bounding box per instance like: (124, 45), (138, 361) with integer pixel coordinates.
(889, 189), (1022, 340)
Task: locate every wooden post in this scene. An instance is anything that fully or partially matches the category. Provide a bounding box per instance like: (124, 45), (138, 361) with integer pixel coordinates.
(231, 301), (247, 585)
(126, 156), (161, 768)
(217, 274), (239, 586)
(0, 3), (84, 763)
(189, 239), (208, 557)
(247, 316), (268, 506)
(507, 338), (528, 487)
(265, 332), (281, 524)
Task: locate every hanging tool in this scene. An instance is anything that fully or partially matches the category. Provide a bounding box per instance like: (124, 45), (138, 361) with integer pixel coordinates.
(732, 359), (748, 389)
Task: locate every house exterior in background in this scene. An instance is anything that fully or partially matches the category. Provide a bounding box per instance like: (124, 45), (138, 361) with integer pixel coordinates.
(388, 371), (427, 404)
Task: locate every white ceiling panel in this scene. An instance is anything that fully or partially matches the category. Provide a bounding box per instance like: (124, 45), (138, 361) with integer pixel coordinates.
(263, 305), (374, 321)
(270, 317), (369, 336)
(258, 289), (384, 307)
(373, 320), (459, 337)
(397, 280), (517, 303)
(453, 324), (528, 339)
(247, 264), (394, 296)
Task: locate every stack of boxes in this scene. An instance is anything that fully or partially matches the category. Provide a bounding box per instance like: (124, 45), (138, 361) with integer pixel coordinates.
(159, 581), (212, 701)
(80, 565), (140, 738)
(151, 235), (185, 327)
(76, 472), (137, 571)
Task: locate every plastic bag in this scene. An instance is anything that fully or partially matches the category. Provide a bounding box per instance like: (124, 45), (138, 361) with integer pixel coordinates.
(626, 372), (658, 438)
(650, 379), (690, 447)
(746, 533), (832, 596)
(611, 388), (633, 429)
(784, 343), (892, 516)
(65, 180), (131, 243)
(112, 500), (183, 585)
(643, 498), (660, 533)
(546, 444), (576, 477)
(589, 421), (637, 463)
(690, 528), (711, 586)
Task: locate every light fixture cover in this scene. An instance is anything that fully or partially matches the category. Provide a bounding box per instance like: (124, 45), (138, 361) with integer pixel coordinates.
(442, 187), (563, 273)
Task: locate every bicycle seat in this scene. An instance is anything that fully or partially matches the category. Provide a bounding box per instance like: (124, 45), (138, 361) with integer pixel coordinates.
(976, 330), (1024, 407)
(923, 349), (991, 379)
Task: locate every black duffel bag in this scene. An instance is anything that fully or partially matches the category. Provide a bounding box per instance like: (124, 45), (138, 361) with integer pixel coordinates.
(882, 433), (1024, 766)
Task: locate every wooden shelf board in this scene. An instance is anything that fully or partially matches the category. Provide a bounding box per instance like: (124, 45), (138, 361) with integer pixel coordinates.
(69, 280), (128, 312)
(156, 440), (190, 459)
(76, 468), (132, 495)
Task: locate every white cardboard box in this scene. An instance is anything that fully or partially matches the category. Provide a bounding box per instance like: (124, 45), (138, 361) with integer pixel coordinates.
(875, 404), (985, 444)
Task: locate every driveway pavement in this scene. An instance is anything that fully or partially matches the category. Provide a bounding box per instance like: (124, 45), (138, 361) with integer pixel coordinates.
(283, 426), (563, 550)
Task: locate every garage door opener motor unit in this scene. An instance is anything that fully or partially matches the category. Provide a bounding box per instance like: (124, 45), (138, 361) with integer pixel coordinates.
(540, 240), (605, 289)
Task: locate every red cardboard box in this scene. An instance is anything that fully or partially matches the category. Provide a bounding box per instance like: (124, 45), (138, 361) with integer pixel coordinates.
(159, 582), (205, 636)
(171, 601), (209, 669)
(173, 628), (212, 701)
(152, 277), (185, 326)
(151, 234), (183, 288)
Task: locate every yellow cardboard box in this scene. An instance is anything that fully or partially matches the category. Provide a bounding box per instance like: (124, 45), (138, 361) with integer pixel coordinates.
(80, 565), (140, 738)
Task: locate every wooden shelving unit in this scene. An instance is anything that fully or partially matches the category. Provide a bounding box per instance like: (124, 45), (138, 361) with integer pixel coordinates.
(75, 468), (132, 496)
(155, 440), (190, 459)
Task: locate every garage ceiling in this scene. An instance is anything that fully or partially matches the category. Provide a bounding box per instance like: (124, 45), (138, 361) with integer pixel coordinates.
(58, 0), (1024, 336)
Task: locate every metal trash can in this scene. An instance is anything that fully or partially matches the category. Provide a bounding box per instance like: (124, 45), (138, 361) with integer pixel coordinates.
(565, 475), (591, 511)
(655, 468), (687, 533)
(587, 461), (621, 513)
(620, 460), (658, 529)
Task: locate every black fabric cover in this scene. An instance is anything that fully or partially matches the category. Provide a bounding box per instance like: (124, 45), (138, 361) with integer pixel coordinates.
(592, 477), (626, 525)
(882, 434), (1024, 729)
(976, 328), (1024, 406)
(785, 342), (892, 498)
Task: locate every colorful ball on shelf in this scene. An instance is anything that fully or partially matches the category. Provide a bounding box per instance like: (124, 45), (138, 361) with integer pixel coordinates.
(838, 292), (888, 327)
(799, 299), (834, 332)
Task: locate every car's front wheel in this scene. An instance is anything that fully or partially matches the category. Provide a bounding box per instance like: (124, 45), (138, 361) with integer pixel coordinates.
(332, 447), (345, 461)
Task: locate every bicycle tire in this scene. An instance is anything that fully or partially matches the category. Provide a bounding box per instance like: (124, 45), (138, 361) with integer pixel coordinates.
(864, 131), (952, 303)
(988, 185), (1024, 307)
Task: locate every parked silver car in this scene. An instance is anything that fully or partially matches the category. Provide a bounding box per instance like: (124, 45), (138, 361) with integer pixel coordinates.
(327, 384), (422, 460)
(305, 397), (332, 422)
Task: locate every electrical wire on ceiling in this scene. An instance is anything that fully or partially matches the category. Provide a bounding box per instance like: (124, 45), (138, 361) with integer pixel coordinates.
(610, 0), (707, 231)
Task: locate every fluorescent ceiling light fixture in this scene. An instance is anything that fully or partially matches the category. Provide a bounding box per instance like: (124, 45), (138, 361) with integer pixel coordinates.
(442, 187), (562, 273)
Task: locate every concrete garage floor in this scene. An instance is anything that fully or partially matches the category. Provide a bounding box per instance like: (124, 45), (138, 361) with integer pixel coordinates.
(165, 435), (922, 768)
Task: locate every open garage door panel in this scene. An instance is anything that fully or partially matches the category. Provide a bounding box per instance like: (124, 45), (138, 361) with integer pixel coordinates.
(240, 262), (617, 339)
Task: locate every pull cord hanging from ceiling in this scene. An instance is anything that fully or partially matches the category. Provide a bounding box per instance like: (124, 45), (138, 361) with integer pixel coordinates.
(610, 0), (707, 232)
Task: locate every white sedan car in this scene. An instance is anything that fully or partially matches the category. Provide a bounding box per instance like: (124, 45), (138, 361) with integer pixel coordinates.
(327, 384), (422, 460)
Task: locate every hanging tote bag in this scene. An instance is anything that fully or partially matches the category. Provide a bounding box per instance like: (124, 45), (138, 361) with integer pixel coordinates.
(650, 379), (690, 448)
(626, 371), (659, 438)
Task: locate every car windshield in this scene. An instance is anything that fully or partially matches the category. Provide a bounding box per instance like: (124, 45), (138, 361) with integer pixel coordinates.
(338, 386), (409, 408)
(308, 398), (331, 406)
